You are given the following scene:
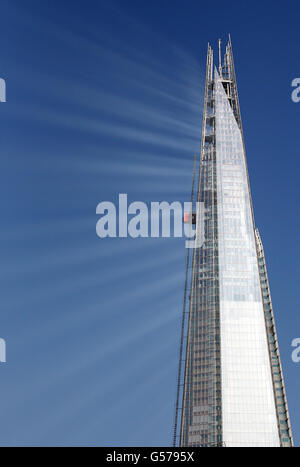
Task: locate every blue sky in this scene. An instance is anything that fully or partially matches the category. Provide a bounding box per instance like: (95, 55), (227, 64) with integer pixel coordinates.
(0, 0), (299, 446)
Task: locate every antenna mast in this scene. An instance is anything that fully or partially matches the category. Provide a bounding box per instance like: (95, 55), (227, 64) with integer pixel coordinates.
(218, 38), (222, 77)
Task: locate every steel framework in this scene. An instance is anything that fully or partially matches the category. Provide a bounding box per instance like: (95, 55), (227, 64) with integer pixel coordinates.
(173, 37), (293, 447)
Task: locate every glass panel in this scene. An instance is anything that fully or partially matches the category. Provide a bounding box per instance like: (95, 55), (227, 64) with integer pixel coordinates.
(215, 69), (280, 447)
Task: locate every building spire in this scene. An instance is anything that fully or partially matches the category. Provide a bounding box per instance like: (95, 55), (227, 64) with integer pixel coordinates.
(218, 38), (222, 77)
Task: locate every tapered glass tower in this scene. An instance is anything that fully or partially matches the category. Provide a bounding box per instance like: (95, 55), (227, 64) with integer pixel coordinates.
(174, 38), (293, 448)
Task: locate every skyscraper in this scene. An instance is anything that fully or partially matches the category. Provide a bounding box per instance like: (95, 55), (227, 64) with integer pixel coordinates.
(174, 37), (293, 448)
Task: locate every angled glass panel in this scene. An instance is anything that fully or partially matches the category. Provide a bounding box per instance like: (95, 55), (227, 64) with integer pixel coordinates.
(215, 69), (280, 447)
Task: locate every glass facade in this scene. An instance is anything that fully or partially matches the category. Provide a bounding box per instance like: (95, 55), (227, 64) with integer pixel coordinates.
(177, 39), (293, 447)
(215, 70), (279, 446)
